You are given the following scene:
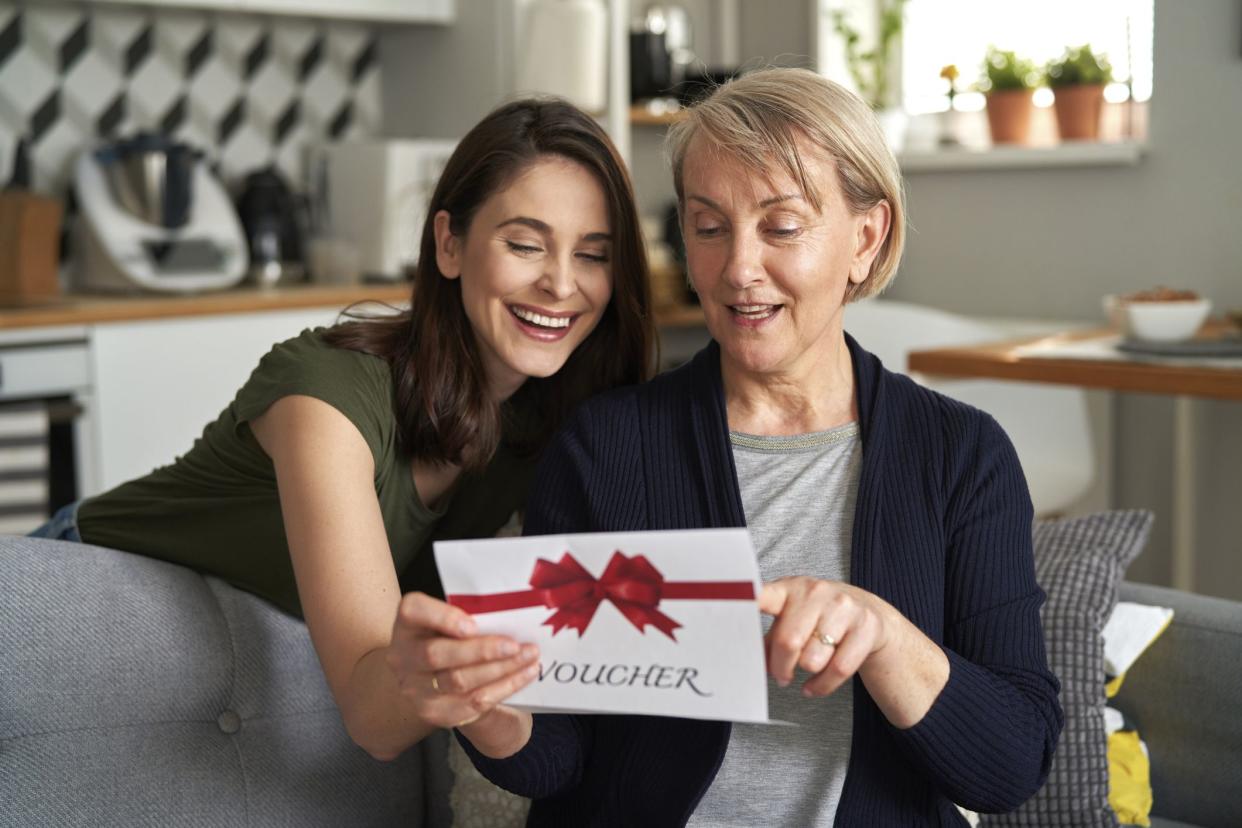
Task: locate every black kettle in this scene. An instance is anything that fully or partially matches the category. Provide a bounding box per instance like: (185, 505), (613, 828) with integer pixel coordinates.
(235, 167), (307, 286)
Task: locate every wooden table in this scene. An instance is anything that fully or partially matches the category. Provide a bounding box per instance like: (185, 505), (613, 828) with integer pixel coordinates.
(909, 323), (1242, 591)
(907, 324), (1242, 401)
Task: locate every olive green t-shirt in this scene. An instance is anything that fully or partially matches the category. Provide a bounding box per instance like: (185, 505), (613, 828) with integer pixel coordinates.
(78, 327), (536, 617)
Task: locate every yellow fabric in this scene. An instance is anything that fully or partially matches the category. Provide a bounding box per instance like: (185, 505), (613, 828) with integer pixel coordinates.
(1104, 608), (1174, 825)
(1108, 730), (1153, 827)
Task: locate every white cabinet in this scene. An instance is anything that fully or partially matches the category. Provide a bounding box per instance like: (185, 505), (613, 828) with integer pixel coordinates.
(82, 0), (455, 24)
(379, 0), (629, 159)
(241, 0), (454, 23)
(86, 307), (343, 494)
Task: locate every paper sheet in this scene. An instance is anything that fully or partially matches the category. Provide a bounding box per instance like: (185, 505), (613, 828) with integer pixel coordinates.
(434, 528), (772, 723)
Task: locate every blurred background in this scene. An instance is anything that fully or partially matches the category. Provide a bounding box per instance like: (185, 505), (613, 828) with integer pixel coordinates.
(0, 0), (1239, 601)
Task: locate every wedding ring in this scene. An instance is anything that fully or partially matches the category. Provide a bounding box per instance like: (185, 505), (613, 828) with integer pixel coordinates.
(816, 631), (838, 648)
(431, 674), (441, 693)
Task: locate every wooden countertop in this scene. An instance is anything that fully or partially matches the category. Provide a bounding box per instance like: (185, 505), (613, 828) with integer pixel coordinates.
(0, 283), (707, 330)
(0, 283), (412, 329)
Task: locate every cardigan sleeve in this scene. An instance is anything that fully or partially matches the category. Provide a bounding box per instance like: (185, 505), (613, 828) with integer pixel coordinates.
(887, 413), (1064, 813)
(454, 403), (607, 798)
(455, 712), (592, 799)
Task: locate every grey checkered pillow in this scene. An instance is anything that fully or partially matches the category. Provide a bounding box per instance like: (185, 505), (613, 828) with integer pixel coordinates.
(982, 509), (1153, 828)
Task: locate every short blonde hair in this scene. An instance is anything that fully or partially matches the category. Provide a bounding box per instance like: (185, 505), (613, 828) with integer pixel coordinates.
(666, 67), (906, 300)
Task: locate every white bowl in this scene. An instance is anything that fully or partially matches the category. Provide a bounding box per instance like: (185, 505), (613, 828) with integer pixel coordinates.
(1121, 298), (1211, 342)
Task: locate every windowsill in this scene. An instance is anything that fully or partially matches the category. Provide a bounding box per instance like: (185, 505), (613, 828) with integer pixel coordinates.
(899, 141), (1146, 173)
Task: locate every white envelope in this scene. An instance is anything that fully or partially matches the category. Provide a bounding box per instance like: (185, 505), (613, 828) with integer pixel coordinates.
(434, 528), (770, 724)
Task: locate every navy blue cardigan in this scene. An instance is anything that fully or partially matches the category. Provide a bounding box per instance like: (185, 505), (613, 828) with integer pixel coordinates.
(460, 336), (1062, 826)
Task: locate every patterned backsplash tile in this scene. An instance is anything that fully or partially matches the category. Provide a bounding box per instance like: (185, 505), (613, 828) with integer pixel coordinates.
(0, 1), (381, 194)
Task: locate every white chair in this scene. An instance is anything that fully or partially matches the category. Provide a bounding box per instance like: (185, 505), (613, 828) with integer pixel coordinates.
(845, 298), (1094, 517)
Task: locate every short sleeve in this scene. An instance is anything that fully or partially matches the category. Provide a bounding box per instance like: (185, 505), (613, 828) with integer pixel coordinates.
(232, 328), (394, 466)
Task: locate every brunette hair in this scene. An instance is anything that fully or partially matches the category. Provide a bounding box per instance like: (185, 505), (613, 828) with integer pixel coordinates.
(666, 68), (906, 300)
(325, 98), (653, 471)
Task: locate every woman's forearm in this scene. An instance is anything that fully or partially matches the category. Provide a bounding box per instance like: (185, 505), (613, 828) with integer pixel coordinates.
(858, 603), (950, 729)
(340, 647), (438, 761)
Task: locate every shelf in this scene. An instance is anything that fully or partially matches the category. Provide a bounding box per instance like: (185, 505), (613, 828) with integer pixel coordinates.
(653, 303), (704, 328)
(81, 0), (455, 24)
(899, 141), (1146, 173)
(630, 104), (686, 127)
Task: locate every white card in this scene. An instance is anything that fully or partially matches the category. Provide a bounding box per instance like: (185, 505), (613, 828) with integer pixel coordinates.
(434, 528), (770, 723)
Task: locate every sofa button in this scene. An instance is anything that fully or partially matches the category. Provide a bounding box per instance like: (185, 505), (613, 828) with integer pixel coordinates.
(217, 710), (242, 734)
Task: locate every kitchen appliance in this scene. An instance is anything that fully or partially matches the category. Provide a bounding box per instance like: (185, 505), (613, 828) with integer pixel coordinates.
(235, 167), (306, 286)
(73, 134), (248, 294)
(517, 0), (608, 113)
(630, 23), (671, 102)
(316, 139), (457, 281)
(630, 4), (696, 102)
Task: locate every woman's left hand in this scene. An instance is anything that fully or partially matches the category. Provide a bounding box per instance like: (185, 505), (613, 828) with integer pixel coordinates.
(759, 577), (895, 697)
(759, 577), (950, 726)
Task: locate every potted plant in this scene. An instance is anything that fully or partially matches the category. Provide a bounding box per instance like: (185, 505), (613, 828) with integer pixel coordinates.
(980, 46), (1039, 145)
(1045, 44), (1113, 141)
(831, 0), (909, 150)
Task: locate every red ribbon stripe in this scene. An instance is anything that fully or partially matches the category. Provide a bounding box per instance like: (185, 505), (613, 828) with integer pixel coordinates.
(446, 550), (755, 640)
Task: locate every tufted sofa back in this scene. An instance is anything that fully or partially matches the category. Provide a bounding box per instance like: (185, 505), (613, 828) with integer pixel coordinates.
(1, 536), (452, 827)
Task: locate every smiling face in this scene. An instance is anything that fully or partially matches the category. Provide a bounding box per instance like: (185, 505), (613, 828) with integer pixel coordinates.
(435, 155), (614, 400)
(681, 135), (889, 383)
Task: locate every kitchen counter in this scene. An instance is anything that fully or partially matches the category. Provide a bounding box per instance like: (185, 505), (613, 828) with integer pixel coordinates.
(0, 283), (413, 330)
(0, 283), (707, 330)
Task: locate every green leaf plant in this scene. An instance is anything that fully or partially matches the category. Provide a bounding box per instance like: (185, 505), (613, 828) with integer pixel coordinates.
(1045, 44), (1114, 88)
(980, 46), (1040, 93)
(830, 0), (909, 110)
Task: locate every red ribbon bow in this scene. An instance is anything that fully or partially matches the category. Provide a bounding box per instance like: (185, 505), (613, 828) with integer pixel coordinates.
(448, 550), (755, 640)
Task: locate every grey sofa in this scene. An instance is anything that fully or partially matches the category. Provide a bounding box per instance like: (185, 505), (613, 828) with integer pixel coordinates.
(1113, 582), (1242, 828)
(1, 536), (453, 827)
(3, 537), (1240, 827)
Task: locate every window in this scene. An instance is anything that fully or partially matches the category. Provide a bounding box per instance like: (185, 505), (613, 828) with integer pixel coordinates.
(901, 0), (1153, 115)
(815, 0), (1154, 154)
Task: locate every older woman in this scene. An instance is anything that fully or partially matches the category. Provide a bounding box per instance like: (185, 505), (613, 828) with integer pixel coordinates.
(450, 69), (1062, 826)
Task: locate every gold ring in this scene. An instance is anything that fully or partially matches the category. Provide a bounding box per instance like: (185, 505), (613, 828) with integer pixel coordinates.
(431, 674), (441, 692)
(816, 631), (838, 648)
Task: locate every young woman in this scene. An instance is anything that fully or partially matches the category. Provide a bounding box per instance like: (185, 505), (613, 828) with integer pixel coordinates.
(32, 98), (654, 761)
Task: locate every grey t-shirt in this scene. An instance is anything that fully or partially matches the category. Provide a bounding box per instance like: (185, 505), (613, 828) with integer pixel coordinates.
(689, 423), (861, 827)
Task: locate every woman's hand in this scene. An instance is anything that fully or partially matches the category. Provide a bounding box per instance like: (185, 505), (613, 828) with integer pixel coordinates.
(387, 592), (538, 751)
(759, 577), (892, 697)
(759, 577), (949, 727)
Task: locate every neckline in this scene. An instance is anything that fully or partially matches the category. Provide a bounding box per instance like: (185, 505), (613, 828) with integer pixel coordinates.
(729, 422), (860, 451)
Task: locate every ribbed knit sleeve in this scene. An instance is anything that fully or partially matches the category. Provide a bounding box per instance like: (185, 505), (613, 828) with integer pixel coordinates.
(455, 713), (591, 799)
(889, 413), (1063, 813)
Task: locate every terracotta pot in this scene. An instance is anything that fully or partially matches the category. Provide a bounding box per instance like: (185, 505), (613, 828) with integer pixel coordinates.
(985, 89), (1035, 145)
(1052, 84), (1105, 141)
